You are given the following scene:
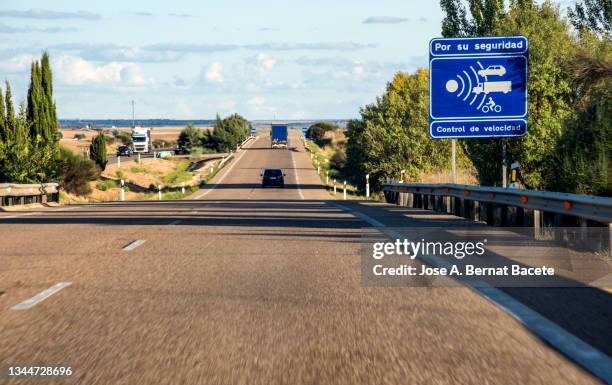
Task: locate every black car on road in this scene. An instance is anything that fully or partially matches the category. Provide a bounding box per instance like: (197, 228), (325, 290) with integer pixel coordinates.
(116, 145), (132, 157)
(261, 168), (285, 188)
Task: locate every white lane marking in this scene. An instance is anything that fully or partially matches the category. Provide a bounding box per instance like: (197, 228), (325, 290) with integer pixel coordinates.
(11, 282), (72, 310)
(168, 219), (182, 226)
(327, 202), (612, 382)
(477, 286), (612, 383)
(193, 137), (259, 200)
(290, 139), (304, 200)
(0, 205), (82, 220)
(122, 239), (146, 251)
(326, 202), (384, 227)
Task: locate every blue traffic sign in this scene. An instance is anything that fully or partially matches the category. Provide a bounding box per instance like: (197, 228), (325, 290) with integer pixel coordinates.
(429, 36), (528, 139)
(250, 127), (257, 135)
(302, 127), (308, 136)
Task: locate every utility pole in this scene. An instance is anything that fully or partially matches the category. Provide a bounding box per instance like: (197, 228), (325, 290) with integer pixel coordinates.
(502, 138), (507, 188)
(451, 139), (457, 184)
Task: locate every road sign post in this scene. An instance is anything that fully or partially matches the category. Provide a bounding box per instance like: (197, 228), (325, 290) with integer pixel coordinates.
(117, 155), (121, 168)
(366, 174), (370, 199)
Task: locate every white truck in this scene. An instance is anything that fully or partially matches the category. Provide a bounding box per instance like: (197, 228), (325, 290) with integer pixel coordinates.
(131, 126), (152, 153)
(472, 81), (512, 95)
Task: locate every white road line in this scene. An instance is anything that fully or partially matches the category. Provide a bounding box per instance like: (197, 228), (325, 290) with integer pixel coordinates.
(168, 219), (182, 226)
(122, 239), (146, 251)
(328, 202), (612, 382)
(0, 205), (82, 220)
(290, 140), (304, 200)
(11, 282), (72, 310)
(327, 202), (384, 227)
(193, 137), (259, 200)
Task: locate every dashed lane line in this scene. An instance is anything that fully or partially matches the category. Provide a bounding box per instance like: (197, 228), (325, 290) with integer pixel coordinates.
(122, 239), (146, 251)
(11, 282), (72, 310)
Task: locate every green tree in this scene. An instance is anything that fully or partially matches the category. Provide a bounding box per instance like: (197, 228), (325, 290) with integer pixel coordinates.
(58, 146), (100, 196)
(177, 124), (203, 154)
(568, 0), (611, 36)
(89, 133), (108, 171)
(5, 81), (15, 135)
(345, 70), (459, 190)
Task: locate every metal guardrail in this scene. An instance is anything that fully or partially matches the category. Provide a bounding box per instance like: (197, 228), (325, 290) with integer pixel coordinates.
(383, 182), (612, 225)
(0, 183), (60, 207)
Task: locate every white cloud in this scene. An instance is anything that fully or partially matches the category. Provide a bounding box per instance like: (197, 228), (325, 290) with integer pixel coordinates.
(0, 53), (35, 73)
(255, 53), (276, 71)
(0, 9), (100, 20)
(204, 62), (224, 83)
(54, 55), (149, 86)
(363, 16), (408, 24)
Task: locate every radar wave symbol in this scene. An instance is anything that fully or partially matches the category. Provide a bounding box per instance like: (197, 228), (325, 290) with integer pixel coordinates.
(444, 62), (488, 111)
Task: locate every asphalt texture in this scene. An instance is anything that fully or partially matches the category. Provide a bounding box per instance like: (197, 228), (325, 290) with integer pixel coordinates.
(0, 130), (606, 384)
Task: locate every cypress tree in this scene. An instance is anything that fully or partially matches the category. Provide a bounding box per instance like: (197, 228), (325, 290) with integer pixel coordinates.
(5, 81), (15, 134)
(27, 61), (44, 140)
(90, 134), (107, 171)
(0, 85), (5, 142)
(40, 52), (59, 145)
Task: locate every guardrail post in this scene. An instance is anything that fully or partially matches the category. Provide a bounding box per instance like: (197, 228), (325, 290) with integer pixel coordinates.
(333, 179), (337, 195)
(453, 197), (461, 217)
(158, 185), (162, 200)
(138, 153), (141, 164)
(181, 183), (185, 194)
(120, 179), (125, 201)
(516, 207), (525, 226)
(486, 203), (495, 225)
(500, 205), (509, 226)
(117, 155), (121, 168)
(463, 199), (472, 219)
(343, 181), (347, 200)
(472, 201), (480, 222)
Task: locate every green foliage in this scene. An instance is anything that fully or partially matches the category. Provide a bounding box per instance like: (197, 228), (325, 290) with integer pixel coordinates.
(203, 114), (250, 152)
(153, 138), (176, 149)
(329, 149), (347, 171)
(345, 70), (460, 190)
(568, 0), (611, 36)
(307, 122), (337, 145)
(130, 165), (149, 174)
(177, 124), (203, 154)
(163, 162), (194, 185)
(546, 32), (611, 196)
(57, 146), (100, 196)
(96, 179), (117, 191)
(113, 130), (133, 146)
(89, 133), (108, 171)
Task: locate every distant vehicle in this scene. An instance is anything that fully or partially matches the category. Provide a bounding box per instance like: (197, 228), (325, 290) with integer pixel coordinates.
(132, 126), (151, 153)
(261, 168), (285, 188)
(116, 145), (132, 157)
(478, 65), (506, 77)
(271, 124), (288, 149)
(472, 81), (512, 95)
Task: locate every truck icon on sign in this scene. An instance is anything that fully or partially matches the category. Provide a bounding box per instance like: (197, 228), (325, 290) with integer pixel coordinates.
(473, 81), (512, 95)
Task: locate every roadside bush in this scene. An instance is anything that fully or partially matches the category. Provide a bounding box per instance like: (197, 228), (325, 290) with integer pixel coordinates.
(130, 166), (149, 174)
(96, 180), (117, 191)
(153, 139), (177, 149)
(58, 147), (100, 196)
(74, 133), (85, 140)
(177, 124), (203, 154)
(329, 149), (347, 171)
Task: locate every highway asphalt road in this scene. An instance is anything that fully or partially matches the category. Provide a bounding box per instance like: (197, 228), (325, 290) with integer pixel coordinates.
(0, 130), (608, 384)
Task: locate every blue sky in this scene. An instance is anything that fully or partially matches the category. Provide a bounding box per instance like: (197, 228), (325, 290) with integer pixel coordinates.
(1, 1), (446, 119)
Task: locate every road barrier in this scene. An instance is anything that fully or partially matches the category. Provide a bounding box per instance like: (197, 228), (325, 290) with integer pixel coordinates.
(382, 182), (612, 227)
(0, 183), (60, 207)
